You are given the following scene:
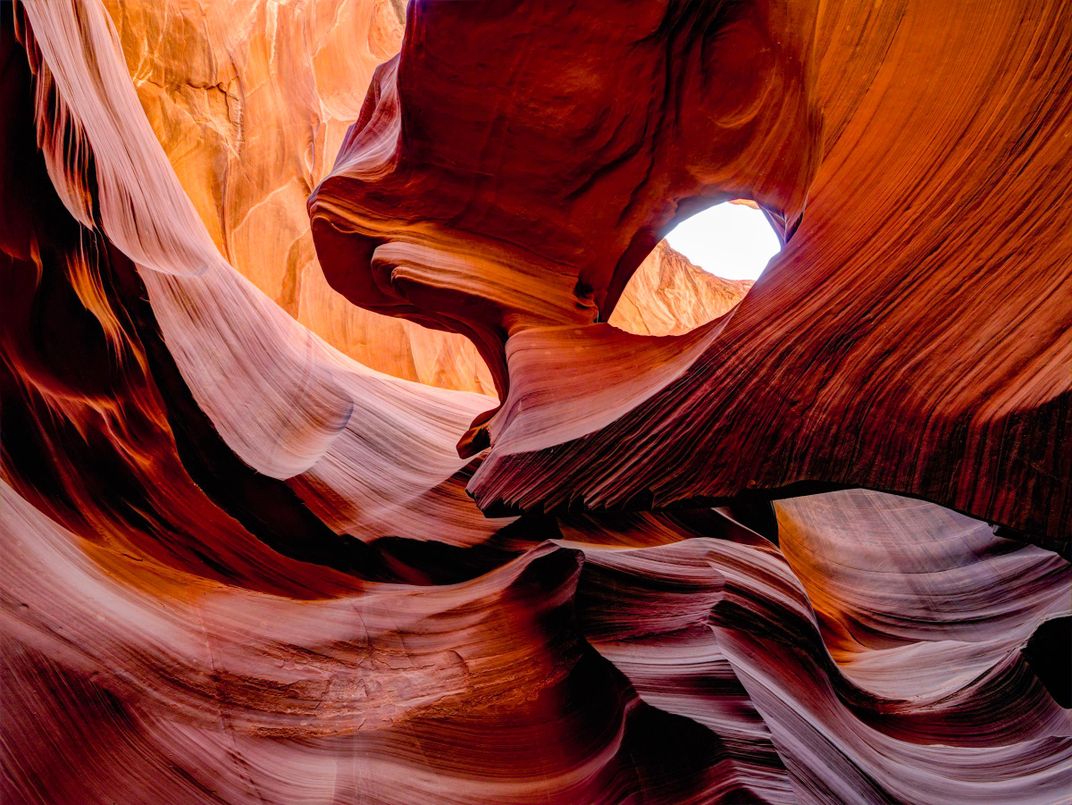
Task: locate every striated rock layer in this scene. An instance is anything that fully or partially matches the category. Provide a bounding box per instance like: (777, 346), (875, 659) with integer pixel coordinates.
(100, 0), (749, 394)
(311, 0), (1071, 542)
(2, 1), (1070, 804)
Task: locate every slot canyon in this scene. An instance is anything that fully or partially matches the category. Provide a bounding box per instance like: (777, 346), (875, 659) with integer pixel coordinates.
(1, 1), (1070, 802)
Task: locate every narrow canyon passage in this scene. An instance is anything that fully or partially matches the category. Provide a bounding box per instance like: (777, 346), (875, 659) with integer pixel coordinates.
(1, 1), (1069, 803)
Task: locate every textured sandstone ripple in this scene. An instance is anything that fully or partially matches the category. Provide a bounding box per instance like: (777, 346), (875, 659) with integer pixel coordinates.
(1, 1), (1069, 803)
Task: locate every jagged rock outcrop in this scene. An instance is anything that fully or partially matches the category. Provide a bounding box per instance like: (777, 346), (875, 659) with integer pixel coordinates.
(1, 1), (1069, 803)
(612, 241), (753, 336)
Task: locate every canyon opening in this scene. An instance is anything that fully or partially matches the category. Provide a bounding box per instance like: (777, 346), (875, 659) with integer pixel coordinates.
(666, 200), (782, 282)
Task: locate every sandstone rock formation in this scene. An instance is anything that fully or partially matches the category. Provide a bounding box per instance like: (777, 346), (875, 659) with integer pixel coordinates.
(2, 1), (1069, 803)
(612, 241), (754, 337)
(311, 0), (1071, 542)
(100, 0), (749, 394)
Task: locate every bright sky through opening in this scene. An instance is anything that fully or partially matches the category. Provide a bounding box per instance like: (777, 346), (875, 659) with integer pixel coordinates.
(665, 202), (781, 281)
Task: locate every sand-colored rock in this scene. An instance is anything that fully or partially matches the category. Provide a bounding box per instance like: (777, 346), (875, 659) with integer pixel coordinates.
(98, 0), (500, 393)
(612, 241), (753, 336)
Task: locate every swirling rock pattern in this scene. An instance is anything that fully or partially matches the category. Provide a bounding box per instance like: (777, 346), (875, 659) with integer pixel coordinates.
(310, 0), (1071, 540)
(97, 0), (749, 394)
(1, 1), (1069, 804)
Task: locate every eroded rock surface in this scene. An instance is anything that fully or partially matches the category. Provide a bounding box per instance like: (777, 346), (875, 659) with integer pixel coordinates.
(102, 0), (749, 394)
(2, 1), (1069, 803)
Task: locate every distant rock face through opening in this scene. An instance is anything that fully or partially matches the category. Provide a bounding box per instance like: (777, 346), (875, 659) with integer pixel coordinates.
(609, 201), (777, 336)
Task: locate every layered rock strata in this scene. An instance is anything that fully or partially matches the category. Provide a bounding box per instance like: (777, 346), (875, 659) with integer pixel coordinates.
(1, 1), (1069, 803)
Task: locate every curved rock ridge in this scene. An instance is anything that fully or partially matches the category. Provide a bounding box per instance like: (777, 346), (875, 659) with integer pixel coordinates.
(2, 1), (1070, 804)
(310, 0), (819, 399)
(99, 0), (750, 394)
(312, 0), (1071, 543)
(99, 0), (498, 395)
